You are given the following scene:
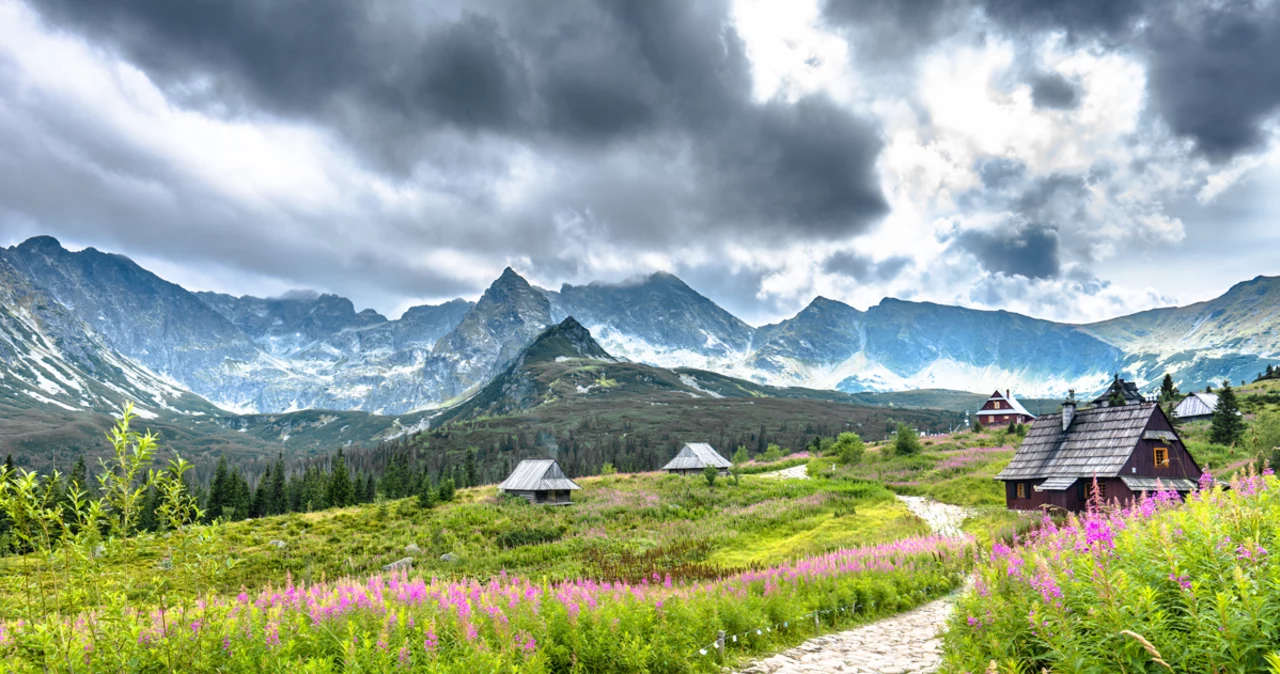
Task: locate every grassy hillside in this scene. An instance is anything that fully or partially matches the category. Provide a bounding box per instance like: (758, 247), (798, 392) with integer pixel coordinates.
(0, 431), (974, 671)
(0, 465), (928, 604)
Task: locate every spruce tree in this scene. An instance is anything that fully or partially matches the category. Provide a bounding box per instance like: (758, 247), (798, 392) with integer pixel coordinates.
(438, 476), (455, 502)
(328, 448), (352, 508)
(1159, 373), (1179, 402)
(1210, 381), (1245, 446)
(267, 454), (286, 515)
(229, 469), (251, 521)
(417, 473), (437, 509)
(69, 456), (88, 492)
(364, 474), (377, 503)
(465, 447), (478, 488)
(207, 456), (231, 522)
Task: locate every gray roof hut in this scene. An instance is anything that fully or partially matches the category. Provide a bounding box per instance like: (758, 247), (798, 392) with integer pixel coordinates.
(996, 394), (1201, 512)
(1173, 392), (1219, 421)
(1091, 375), (1145, 407)
(498, 459), (581, 505)
(662, 443), (731, 476)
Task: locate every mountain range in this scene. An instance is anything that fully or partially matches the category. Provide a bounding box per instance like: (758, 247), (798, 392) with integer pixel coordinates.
(1, 236), (1277, 421)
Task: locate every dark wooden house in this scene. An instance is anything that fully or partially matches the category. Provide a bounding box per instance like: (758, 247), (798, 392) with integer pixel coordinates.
(995, 394), (1202, 512)
(498, 459), (581, 505)
(976, 389), (1036, 427)
(661, 443), (731, 476)
(1091, 375), (1146, 407)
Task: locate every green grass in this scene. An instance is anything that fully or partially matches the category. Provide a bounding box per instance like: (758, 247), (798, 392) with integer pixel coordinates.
(0, 470), (927, 608)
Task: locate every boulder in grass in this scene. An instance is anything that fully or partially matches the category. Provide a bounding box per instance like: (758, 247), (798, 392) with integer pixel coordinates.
(440, 552), (457, 562)
(267, 540), (287, 549)
(404, 543), (421, 555)
(383, 557), (414, 571)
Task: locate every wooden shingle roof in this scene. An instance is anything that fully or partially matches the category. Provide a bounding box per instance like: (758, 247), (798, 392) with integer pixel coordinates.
(662, 443), (731, 471)
(996, 403), (1157, 481)
(499, 459), (581, 492)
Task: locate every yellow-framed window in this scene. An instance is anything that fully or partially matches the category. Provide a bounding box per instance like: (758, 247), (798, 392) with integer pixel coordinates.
(1154, 447), (1169, 467)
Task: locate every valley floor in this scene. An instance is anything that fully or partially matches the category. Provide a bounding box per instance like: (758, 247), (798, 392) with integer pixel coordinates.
(733, 495), (970, 674)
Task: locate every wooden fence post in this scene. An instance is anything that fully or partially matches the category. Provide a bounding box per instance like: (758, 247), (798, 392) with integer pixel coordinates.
(717, 630), (726, 662)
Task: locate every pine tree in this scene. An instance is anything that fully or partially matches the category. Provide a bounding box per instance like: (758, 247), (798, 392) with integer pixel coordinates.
(138, 484), (162, 532)
(438, 477), (456, 502)
(417, 473), (437, 509)
(231, 469), (252, 521)
(1210, 381), (1245, 446)
(465, 447), (478, 488)
(206, 456), (231, 522)
(328, 448), (352, 508)
(364, 473), (377, 503)
(250, 469), (269, 518)
(1159, 373), (1179, 402)
(69, 456), (88, 493)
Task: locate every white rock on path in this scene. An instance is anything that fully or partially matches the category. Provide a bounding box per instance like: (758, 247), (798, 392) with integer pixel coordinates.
(730, 496), (971, 674)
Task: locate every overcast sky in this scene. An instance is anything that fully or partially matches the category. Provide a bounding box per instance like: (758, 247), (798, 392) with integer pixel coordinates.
(1, 0), (1279, 325)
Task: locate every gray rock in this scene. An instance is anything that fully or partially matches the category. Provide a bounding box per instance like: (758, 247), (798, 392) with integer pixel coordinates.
(404, 543), (421, 554)
(440, 552), (457, 562)
(91, 544), (106, 559)
(382, 557), (414, 571)
(267, 539), (287, 549)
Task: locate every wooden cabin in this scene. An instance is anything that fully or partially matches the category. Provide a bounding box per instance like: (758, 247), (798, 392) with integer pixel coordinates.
(661, 443), (731, 476)
(1173, 392), (1219, 422)
(976, 389), (1036, 427)
(498, 459), (581, 505)
(1091, 375), (1146, 407)
(995, 393), (1202, 512)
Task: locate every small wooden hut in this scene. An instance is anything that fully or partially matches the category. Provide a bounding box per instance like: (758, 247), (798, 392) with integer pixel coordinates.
(1173, 392), (1219, 421)
(498, 459), (581, 505)
(661, 443), (731, 476)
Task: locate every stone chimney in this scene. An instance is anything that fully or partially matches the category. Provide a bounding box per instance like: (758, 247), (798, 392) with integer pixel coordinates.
(1062, 389), (1077, 432)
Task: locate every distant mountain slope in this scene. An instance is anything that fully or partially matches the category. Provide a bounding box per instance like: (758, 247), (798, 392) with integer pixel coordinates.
(2, 236), (1276, 417)
(0, 255), (216, 419)
(1084, 275), (1280, 387)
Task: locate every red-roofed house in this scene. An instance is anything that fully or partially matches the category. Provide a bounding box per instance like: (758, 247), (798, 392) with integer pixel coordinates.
(976, 389), (1035, 427)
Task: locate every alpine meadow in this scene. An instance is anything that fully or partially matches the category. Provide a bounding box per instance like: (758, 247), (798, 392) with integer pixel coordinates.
(4, 0), (1280, 672)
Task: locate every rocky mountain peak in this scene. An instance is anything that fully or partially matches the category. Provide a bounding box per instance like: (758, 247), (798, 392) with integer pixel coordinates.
(13, 235), (65, 255)
(522, 316), (613, 363)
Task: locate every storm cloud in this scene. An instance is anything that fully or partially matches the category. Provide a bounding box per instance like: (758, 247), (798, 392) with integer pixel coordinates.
(953, 224), (1061, 280)
(1, 0), (1278, 324)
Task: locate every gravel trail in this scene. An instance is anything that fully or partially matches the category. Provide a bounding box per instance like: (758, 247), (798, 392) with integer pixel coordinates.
(731, 495), (971, 674)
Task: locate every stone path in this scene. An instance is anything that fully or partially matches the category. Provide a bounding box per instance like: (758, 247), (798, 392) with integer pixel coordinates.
(730, 496), (971, 674)
(756, 464), (810, 480)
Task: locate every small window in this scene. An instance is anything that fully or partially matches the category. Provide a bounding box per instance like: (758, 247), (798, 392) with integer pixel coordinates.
(1097, 481), (1107, 501)
(993, 401), (1001, 409)
(1077, 481), (1087, 501)
(1016, 483), (1027, 499)
(1154, 447), (1169, 468)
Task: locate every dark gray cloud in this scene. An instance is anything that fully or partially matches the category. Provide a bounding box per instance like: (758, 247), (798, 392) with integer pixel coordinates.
(823, 251), (911, 282)
(1144, 3), (1280, 160)
(979, 0), (1145, 40)
(953, 224), (1061, 279)
(1029, 72), (1081, 110)
(19, 0), (888, 263)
